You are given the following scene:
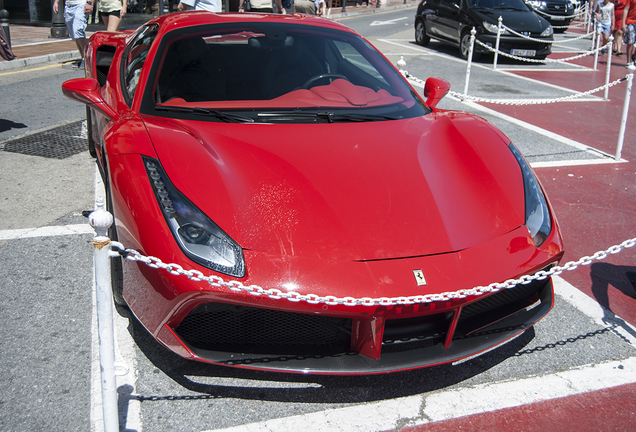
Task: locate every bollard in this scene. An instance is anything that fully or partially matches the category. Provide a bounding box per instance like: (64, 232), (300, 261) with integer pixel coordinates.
(593, 29), (601, 70)
(376, 0), (380, 8)
(615, 65), (635, 161)
(463, 28), (476, 97)
(89, 197), (120, 432)
(493, 16), (502, 70)
(50, 0), (68, 38)
(0, 7), (10, 48)
(604, 35), (614, 100)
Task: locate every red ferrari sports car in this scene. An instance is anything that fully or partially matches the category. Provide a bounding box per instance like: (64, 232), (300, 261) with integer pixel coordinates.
(63, 11), (563, 374)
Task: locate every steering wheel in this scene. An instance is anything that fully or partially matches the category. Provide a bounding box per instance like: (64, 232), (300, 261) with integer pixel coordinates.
(302, 73), (349, 89)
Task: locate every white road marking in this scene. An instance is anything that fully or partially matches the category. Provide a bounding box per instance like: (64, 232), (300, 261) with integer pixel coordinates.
(203, 277), (636, 432)
(370, 17), (409, 26)
(0, 224), (94, 240)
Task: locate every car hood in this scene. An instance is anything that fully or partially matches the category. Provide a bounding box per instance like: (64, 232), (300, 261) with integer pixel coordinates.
(472, 9), (549, 32)
(142, 112), (524, 261)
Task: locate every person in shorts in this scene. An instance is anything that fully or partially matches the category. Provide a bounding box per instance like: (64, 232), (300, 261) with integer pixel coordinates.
(595, 0), (615, 54)
(623, 0), (636, 66)
(99, 0), (127, 31)
(53, 0), (94, 68)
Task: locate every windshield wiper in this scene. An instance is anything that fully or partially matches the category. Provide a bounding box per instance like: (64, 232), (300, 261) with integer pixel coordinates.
(257, 111), (400, 123)
(155, 105), (254, 123)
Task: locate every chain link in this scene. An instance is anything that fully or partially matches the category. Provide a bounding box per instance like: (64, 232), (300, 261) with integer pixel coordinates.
(109, 238), (636, 307)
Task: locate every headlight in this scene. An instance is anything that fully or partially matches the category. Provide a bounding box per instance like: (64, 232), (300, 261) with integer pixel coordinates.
(483, 21), (510, 34)
(509, 144), (552, 247)
(526, 0), (547, 8)
(143, 157), (246, 277)
(541, 26), (553, 37)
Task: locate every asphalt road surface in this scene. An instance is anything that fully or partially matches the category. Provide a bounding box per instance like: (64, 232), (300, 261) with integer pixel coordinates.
(1, 8), (635, 432)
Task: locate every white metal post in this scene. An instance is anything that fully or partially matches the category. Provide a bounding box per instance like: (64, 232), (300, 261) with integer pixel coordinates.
(89, 197), (120, 432)
(594, 29), (601, 70)
(464, 28), (477, 97)
(615, 66), (635, 161)
(605, 35), (614, 100)
(494, 16), (502, 70)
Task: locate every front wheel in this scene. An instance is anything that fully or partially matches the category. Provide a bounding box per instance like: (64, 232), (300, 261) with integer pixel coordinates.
(415, 19), (430, 46)
(460, 32), (480, 61)
(105, 180), (126, 307)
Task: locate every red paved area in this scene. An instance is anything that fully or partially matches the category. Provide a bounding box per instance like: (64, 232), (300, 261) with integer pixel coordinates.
(402, 382), (636, 432)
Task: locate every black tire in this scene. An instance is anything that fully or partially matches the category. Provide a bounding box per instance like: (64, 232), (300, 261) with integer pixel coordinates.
(86, 106), (97, 158)
(105, 180), (126, 307)
(460, 32), (480, 61)
(415, 19), (430, 46)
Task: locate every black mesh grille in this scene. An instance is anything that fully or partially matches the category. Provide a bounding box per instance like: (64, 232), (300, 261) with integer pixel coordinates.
(175, 303), (352, 355)
(455, 277), (549, 337)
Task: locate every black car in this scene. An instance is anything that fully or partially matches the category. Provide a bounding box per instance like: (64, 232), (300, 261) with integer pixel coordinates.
(525, 0), (575, 32)
(415, 0), (554, 60)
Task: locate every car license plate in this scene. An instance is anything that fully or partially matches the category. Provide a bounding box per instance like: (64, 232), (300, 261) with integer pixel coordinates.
(552, 16), (566, 20)
(511, 49), (536, 57)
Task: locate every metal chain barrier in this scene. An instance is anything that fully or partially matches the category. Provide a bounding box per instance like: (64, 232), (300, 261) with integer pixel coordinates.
(400, 69), (627, 105)
(448, 75), (628, 105)
(531, 7), (585, 22)
(474, 37), (611, 64)
(109, 238), (636, 307)
(501, 23), (595, 45)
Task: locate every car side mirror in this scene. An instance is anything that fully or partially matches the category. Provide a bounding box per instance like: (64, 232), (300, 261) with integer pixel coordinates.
(423, 77), (450, 109)
(62, 78), (119, 120)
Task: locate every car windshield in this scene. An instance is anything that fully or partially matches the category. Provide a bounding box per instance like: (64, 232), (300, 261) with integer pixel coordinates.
(148, 22), (427, 123)
(468, 0), (528, 10)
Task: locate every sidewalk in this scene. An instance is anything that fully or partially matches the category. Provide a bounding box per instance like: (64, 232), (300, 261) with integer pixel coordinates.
(0, 2), (416, 72)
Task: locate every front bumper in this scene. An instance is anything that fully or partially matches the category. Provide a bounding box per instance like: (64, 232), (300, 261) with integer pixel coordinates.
(158, 276), (554, 374)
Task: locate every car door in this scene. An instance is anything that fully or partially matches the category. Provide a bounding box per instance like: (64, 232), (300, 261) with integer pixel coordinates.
(432, 0), (463, 43)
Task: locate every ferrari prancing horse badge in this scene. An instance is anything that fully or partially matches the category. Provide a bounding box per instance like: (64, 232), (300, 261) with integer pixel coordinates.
(413, 270), (427, 286)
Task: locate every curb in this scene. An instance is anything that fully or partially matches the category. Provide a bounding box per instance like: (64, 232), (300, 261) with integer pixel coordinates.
(0, 50), (81, 72)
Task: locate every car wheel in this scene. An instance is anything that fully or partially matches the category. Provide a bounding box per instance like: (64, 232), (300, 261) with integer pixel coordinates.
(105, 180), (126, 307)
(415, 19), (430, 46)
(460, 32), (480, 61)
(86, 106), (97, 159)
